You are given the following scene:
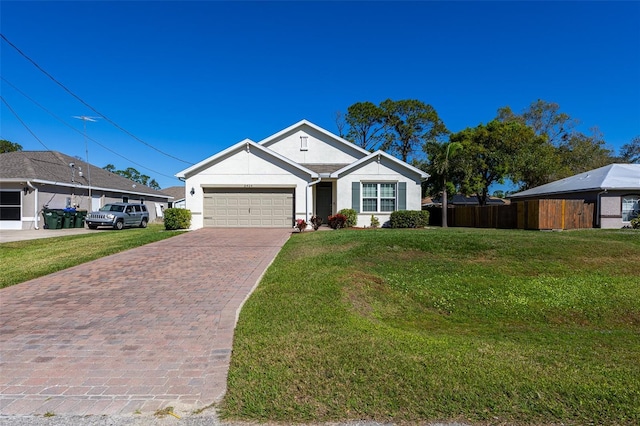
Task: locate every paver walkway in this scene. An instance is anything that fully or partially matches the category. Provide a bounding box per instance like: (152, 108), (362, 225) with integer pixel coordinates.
(0, 228), (291, 417)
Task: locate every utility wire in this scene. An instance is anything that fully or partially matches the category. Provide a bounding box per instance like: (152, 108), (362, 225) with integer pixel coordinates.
(2, 77), (181, 181)
(1, 95), (77, 200)
(1, 96), (60, 157)
(1, 33), (194, 165)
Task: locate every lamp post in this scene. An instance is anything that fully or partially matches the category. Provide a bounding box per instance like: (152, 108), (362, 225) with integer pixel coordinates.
(73, 116), (98, 209)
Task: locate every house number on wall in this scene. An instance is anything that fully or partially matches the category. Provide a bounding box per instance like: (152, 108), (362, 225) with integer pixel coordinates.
(244, 184), (253, 188)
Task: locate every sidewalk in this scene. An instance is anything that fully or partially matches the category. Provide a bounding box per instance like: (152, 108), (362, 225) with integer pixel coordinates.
(0, 228), (106, 243)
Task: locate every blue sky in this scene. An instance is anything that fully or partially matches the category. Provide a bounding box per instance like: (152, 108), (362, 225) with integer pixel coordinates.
(2, 1), (639, 190)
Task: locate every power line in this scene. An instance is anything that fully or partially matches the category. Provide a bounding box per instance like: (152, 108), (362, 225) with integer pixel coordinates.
(1, 77), (181, 181)
(1, 33), (194, 165)
(1, 96), (59, 157)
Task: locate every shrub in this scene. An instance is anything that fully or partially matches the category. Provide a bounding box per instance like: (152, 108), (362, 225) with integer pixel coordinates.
(338, 208), (357, 227)
(328, 214), (347, 229)
(310, 215), (323, 230)
(164, 208), (191, 230)
(389, 210), (430, 228)
(631, 217), (640, 229)
(370, 215), (380, 228)
(295, 219), (307, 232)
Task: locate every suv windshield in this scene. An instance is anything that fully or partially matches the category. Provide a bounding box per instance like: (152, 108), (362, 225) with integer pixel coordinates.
(100, 204), (125, 212)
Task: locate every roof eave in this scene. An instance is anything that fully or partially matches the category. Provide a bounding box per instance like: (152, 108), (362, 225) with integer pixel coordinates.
(177, 138), (319, 179)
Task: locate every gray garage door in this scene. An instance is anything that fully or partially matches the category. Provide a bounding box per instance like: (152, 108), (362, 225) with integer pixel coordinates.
(203, 188), (294, 227)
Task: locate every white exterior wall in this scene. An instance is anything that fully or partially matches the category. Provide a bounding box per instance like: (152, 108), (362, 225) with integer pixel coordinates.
(263, 127), (363, 164)
(336, 158), (423, 227)
(184, 148), (312, 229)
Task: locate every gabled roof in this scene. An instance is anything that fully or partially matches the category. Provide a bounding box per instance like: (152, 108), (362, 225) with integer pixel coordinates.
(258, 119), (372, 157)
(510, 164), (640, 198)
(176, 138), (318, 179)
(332, 150), (429, 180)
(162, 186), (185, 201)
(0, 151), (171, 198)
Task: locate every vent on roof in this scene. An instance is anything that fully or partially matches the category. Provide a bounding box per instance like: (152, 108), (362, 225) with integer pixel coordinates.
(300, 136), (308, 151)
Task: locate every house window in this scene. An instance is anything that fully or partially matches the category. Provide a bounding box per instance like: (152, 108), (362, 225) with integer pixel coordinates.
(0, 191), (21, 221)
(300, 136), (308, 151)
(122, 196), (129, 203)
(362, 183), (396, 212)
(622, 195), (640, 222)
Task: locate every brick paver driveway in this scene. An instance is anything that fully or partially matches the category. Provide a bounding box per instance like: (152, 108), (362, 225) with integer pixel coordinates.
(0, 228), (291, 417)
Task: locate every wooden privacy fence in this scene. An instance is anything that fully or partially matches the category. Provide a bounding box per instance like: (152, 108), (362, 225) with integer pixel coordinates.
(446, 199), (595, 230)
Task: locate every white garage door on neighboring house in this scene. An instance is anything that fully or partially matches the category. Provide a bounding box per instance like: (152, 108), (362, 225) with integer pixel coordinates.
(203, 188), (294, 228)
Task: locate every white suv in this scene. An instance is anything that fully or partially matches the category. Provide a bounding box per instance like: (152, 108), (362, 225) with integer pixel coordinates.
(86, 203), (149, 230)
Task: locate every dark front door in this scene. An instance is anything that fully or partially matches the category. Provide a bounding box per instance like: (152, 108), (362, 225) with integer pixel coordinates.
(316, 182), (333, 223)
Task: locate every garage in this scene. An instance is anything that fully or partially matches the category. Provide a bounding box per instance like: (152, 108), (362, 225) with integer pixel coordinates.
(203, 188), (294, 227)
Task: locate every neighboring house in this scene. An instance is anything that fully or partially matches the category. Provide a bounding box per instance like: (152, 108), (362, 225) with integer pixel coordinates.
(176, 120), (428, 229)
(0, 151), (172, 230)
(163, 186), (186, 208)
(509, 163), (640, 229)
(422, 194), (509, 208)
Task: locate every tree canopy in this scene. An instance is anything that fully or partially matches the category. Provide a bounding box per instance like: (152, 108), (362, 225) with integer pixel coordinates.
(341, 99), (448, 162)
(103, 164), (160, 190)
(620, 136), (640, 163)
(0, 139), (23, 153)
(498, 99), (617, 187)
(343, 98), (625, 205)
(445, 120), (545, 205)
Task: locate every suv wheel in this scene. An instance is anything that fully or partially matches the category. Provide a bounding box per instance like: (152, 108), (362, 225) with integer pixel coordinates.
(139, 218), (148, 228)
(114, 220), (124, 230)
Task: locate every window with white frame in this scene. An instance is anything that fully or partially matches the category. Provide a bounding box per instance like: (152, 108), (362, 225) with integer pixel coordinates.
(300, 136), (308, 151)
(0, 191), (21, 221)
(622, 195), (640, 222)
(362, 183), (396, 212)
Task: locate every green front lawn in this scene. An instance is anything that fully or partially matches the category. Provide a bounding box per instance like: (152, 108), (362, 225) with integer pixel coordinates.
(222, 228), (640, 425)
(0, 224), (184, 288)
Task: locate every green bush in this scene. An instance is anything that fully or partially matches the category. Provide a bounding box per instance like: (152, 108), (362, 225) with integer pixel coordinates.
(389, 210), (430, 228)
(338, 208), (357, 227)
(631, 217), (640, 229)
(164, 208), (192, 230)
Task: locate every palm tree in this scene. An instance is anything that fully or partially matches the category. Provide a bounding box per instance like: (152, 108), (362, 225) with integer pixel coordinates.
(428, 141), (462, 228)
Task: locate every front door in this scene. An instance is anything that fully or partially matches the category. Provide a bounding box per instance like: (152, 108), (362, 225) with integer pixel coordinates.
(316, 182), (333, 223)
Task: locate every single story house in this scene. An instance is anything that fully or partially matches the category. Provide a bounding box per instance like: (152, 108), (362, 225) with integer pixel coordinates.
(509, 163), (640, 228)
(176, 120), (428, 229)
(162, 186), (186, 208)
(0, 150), (173, 230)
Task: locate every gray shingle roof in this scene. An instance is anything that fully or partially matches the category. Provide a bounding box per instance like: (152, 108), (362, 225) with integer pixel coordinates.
(162, 186), (185, 201)
(510, 163), (640, 198)
(0, 151), (171, 199)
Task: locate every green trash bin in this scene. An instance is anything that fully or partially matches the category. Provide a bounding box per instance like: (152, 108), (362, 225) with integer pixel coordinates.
(75, 210), (87, 228)
(61, 209), (73, 228)
(42, 209), (62, 229)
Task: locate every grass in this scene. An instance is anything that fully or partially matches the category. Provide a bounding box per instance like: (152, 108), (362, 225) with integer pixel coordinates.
(0, 224), (185, 288)
(222, 228), (640, 425)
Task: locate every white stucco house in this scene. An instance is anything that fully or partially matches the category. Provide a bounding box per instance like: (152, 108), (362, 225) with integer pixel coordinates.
(176, 120), (428, 229)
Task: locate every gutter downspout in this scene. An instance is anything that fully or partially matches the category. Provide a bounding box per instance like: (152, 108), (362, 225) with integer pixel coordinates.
(27, 181), (39, 230)
(596, 189), (607, 228)
(306, 177), (322, 224)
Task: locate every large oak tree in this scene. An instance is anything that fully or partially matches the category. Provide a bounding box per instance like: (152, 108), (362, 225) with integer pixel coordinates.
(448, 120), (545, 205)
(341, 99), (448, 162)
